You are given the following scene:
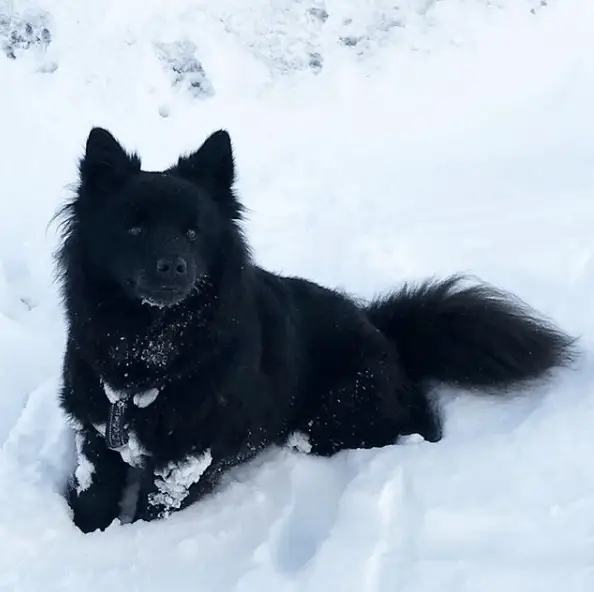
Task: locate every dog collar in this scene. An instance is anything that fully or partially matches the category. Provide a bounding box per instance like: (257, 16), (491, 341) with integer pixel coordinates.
(102, 384), (160, 450)
(106, 399), (129, 449)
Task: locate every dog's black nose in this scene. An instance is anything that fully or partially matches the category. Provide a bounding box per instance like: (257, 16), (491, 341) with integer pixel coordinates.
(156, 256), (188, 279)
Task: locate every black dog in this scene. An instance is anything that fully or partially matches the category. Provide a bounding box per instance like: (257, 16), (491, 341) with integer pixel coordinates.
(55, 127), (575, 533)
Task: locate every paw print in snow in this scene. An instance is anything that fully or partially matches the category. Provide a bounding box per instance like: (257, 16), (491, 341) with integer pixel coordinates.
(0, 14), (51, 60)
(155, 39), (214, 99)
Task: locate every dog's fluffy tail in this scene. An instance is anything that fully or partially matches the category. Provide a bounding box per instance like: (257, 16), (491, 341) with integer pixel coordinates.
(366, 275), (576, 391)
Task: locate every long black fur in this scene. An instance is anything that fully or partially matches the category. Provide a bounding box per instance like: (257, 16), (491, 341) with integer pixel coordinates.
(55, 127), (576, 533)
(366, 275), (576, 389)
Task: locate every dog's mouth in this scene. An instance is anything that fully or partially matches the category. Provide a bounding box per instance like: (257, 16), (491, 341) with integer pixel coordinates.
(137, 286), (191, 308)
(124, 262), (204, 308)
(125, 278), (193, 309)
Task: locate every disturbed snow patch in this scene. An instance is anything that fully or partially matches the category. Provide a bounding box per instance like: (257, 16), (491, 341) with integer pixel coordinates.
(0, 10), (51, 60)
(155, 39), (214, 99)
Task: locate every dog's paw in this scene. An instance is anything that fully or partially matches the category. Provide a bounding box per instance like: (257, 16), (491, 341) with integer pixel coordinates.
(136, 452), (214, 521)
(155, 452), (213, 505)
(135, 499), (170, 522)
(71, 502), (118, 533)
(66, 481), (121, 533)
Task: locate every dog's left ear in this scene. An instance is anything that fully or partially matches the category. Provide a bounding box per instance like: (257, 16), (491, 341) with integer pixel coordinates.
(175, 130), (235, 191)
(79, 127), (140, 194)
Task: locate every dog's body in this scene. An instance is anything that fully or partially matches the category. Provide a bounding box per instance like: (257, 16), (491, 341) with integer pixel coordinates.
(56, 128), (575, 533)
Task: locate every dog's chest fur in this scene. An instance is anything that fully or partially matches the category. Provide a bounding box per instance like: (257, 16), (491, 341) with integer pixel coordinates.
(80, 307), (219, 469)
(108, 323), (182, 370)
(89, 327), (180, 465)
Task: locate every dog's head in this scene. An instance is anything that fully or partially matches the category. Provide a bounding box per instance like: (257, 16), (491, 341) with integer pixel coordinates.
(70, 127), (242, 308)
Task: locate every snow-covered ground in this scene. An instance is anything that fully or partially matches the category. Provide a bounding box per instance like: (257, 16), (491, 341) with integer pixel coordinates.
(1, 0), (594, 590)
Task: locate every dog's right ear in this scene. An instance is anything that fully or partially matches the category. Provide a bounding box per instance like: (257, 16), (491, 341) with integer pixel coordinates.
(79, 127), (140, 192)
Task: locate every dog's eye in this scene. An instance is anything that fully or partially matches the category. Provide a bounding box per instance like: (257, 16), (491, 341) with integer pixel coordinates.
(186, 229), (197, 241)
(128, 226), (142, 237)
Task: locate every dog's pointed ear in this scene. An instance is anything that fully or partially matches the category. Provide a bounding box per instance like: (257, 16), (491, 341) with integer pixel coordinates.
(175, 130), (235, 190)
(79, 127), (140, 192)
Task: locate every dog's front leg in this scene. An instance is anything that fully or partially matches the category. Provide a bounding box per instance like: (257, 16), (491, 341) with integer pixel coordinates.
(67, 428), (129, 533)
(135, 443), (263, 522)
(135, 450), (220, 522)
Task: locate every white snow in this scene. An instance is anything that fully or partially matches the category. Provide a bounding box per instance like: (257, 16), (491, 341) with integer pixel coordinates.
(103, 383), (122, 404)
(133, 388), (160, 408)
(1, 0), (594, 590)
(141, 297), (167, 309)
(73, 432), (94, 494)
(116, 431), (149, 468)
(287, 432), (313, 454)
(92, 423), (106, 436)
(150, 452), (214, 513)
(105, 384), (159, 407)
